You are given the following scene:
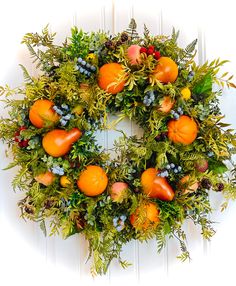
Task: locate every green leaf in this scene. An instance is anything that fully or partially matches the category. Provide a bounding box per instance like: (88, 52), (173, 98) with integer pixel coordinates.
(193, 73), (213, 94)
(39, 220), (47, 237)
(208, 159), (228, 174)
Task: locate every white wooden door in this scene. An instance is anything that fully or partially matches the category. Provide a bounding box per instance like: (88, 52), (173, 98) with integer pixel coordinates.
(1, 1), (236, 285)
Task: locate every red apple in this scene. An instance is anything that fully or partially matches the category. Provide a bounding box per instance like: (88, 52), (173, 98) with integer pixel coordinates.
(195, 158), (208, 173)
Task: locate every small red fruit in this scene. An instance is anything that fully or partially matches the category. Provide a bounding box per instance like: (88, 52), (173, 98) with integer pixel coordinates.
(14, 126), (29, 148)
(154, 51), (161, 60)
(195, 158), (209, 173)
(147, 45), (155, 55)
(140, 47), (147, 53)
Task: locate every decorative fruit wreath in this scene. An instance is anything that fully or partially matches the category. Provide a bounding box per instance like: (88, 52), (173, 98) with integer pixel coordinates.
(1, 19), (236, 275)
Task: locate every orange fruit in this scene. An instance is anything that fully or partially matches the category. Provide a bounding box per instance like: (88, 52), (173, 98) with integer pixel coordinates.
(152, 57), (178, 83)
(167, 115), (198, 145)
(130, 202), (160, 230)
(34, 171), (55, 186)
(179, 175), (199, 194)
(29, 99), (59, 128)
(60, 175), (72, 187)
(98, 63), (126, 94)
(77, 165), (108, 196)
(42, 128), (82, 157)
(110, 182), (128, 202)
(158, 96), (175, 113)
(141, 168), (175, 201)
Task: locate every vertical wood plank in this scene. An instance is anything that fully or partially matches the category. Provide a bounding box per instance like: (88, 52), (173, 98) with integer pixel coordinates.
(200, 3), (236, 285)
(107, 1), (139, 283)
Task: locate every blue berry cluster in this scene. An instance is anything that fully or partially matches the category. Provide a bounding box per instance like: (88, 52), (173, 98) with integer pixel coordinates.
(187, 71), (195, 82)
(113, 215), (127, 232)
(53, 104), (73, 126)
(51, 165), (64, 175)
(170, 107), (183, 120)
(158, 163), (182, 177)
(76, 57), (96, 77)
(143, 91), (155, 106)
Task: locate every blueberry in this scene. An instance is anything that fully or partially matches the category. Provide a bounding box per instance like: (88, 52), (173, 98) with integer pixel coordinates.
(163, 171), (169, 177)
(178, 166), (182, 172)
(78, 57), (83, 63)
(166, 164), (171, 170)
(61, 104), (69, 110)
(170, 163), (175, 169)
(174, 113), (180, 119)
(116, 225), (123, 232)
(86, 63), (91, 69)
(174, 168), (178, 173)
(87, 72), (91, 77)
(120, 215), (127, 221)
(113, 217), (118, 226)
(63, 114), (72, 120)
(60, 119), (67, 126)
(51, 167), (59, 174)
(148, 91), (155, 100)
(177, 107), (182, 113)
(91, 66), (96, 72)
(81, 60), (86, 66)
(79, 67), (85, 73)
(208, 151), (214, 157)
(170, 110), (175, 115)
(53, 106), (58, 111)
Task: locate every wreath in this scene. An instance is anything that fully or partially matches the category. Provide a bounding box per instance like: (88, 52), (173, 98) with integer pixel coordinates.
(1, 19), (236, 275)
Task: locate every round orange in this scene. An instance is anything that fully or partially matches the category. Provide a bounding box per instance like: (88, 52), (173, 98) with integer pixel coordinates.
(29, 99), (59, 128)
(152, 57), (178, 83)
(167, 115), (198, 145)
(77, 165), (108, 196)
(98, 63), (126, 94)
(130, 202), (160, 230)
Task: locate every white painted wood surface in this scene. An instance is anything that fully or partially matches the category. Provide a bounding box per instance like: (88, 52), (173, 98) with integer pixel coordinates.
(1, 1), (236, 285)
